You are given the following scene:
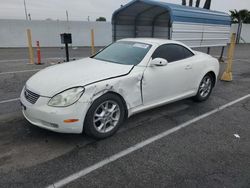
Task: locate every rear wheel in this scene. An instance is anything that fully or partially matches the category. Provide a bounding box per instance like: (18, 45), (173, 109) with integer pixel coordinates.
(193, 74), (214, 102)
(84, 93), (125, 139)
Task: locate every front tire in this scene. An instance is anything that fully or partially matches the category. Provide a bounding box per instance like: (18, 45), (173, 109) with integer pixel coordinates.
(193, 73), (214, 102)
(84, 93), (125, 139)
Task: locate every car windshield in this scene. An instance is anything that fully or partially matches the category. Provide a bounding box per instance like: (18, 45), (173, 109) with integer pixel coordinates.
(92, 41), (151, 65)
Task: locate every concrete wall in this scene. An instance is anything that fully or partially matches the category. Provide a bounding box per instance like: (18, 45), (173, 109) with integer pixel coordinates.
(231, 23), (250, 43)
(0, 19), (112, 47)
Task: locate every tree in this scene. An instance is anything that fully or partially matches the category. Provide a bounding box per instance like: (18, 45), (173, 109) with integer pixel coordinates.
(230, 9), (250, 23)
(230, 9), (250, 43)
(203, 0), (211, 9)
(96, 17), (106, 22)
(247, 13), (250, 23)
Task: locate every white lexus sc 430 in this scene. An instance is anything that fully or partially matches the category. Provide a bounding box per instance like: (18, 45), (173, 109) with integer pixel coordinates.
(20, 38), (219, 139)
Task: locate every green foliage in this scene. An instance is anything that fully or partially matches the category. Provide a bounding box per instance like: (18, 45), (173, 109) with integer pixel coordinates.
(96, 17), (106, 22)
(230, 9), (250, 23)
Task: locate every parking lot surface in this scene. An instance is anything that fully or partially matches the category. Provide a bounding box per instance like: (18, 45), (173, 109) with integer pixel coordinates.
(0, 45), (250, 187)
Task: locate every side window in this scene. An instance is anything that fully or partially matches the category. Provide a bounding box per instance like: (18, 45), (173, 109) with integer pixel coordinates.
(152, 44), (194, 63)
(152, 45), (169, 61)
(181, 46), (194, 59)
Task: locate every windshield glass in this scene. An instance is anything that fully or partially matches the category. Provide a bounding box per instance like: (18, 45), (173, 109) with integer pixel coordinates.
(92, 41), (151, 65)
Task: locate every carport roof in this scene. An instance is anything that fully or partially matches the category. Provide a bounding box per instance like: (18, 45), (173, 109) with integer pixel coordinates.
(112, 0), (231, 25)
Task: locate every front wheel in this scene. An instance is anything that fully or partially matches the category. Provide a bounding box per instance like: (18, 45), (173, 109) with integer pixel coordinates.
(193, 74), (214, 102)
(84, 93), (125, 139)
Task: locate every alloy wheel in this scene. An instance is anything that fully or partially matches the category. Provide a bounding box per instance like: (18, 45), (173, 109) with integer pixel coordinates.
(199, 75), (212, 98)
(93, 100), (121, 133)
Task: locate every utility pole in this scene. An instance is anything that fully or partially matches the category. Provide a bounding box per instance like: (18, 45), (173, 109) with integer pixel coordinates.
(28, 13), (31, 20)
(23, 0), (28, 20)
(66, 10), (69, 22)
(66, 10), (70, 32)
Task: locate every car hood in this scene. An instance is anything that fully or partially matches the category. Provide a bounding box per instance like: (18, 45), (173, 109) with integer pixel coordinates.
(26, 58), (133, 97)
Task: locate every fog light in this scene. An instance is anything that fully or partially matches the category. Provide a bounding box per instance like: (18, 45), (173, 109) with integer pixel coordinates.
(40, 120), (59, 128)
(50, 123), (59, 128)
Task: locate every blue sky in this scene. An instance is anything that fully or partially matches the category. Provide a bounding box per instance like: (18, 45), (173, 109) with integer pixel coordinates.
(0, 0), (249, 21)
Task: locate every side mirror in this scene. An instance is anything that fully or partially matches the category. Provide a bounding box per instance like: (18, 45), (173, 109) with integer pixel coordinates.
(151, 58), (168, 66)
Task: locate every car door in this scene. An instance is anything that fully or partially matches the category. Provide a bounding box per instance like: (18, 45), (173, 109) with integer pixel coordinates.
(142, 43), (195, 106)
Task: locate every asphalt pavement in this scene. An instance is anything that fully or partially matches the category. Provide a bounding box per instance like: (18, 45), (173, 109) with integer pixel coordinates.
(0, 44), (250, 188)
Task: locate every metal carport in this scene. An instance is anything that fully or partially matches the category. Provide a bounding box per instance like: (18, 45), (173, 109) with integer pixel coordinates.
(112, 0), (231, 47)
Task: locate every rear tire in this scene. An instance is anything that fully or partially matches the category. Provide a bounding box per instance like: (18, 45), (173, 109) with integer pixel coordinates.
(193, 73), (214, 102)
(84, 93), (125, 139)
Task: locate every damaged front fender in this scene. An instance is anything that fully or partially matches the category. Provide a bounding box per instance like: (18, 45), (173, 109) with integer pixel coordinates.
(79, 66), (146, 117)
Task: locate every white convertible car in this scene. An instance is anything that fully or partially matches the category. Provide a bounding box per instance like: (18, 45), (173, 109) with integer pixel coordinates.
(20, 38), (219, 139)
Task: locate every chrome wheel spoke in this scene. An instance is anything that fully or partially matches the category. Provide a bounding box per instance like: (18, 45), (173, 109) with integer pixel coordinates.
(94, 117), (102, 123)
(95, 111), (105, 118)
(101, 102), (108, 111)
(97, 122), (105, 131)
(111, 116), (119, 122)
(206, 79), (210, 85)
(108, 104), (117, 113)
(106, 119), (114, 127)
(200, 90), (205, 96)
(111, 107), (119, 116)
(103, 123), (107, 132)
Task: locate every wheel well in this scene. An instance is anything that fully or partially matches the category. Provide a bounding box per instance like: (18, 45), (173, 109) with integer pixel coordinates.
(106, 91), (128, 119)
(207, 71), (216, 87)
(83, 91), (129, 134)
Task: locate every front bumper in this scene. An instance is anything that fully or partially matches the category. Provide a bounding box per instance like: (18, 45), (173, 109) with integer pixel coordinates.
(20, 88), (89, 134)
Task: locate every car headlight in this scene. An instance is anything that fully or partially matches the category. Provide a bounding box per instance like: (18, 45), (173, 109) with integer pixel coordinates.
(48, 87), (85, 107)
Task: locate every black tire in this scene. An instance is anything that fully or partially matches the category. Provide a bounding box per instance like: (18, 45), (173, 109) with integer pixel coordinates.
(84, 93), (125, 139)
(193, 73), (214, 102)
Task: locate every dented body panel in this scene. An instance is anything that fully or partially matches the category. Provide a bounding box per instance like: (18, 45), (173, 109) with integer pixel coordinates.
(80, 66), (145, 113)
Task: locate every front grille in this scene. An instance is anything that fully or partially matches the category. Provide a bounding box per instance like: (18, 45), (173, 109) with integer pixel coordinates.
(24, 88), (40, 104)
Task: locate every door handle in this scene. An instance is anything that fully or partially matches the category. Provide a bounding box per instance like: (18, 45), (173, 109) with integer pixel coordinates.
(185, 65), (192, 70)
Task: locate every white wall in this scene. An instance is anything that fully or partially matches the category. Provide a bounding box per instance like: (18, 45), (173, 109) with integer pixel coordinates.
(0, 19), (112, 47)
(0, 20), (249, 48)
(231, 23), (250, 43)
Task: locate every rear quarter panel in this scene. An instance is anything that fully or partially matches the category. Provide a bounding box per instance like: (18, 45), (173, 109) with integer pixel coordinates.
(192, 51), (220, 91)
